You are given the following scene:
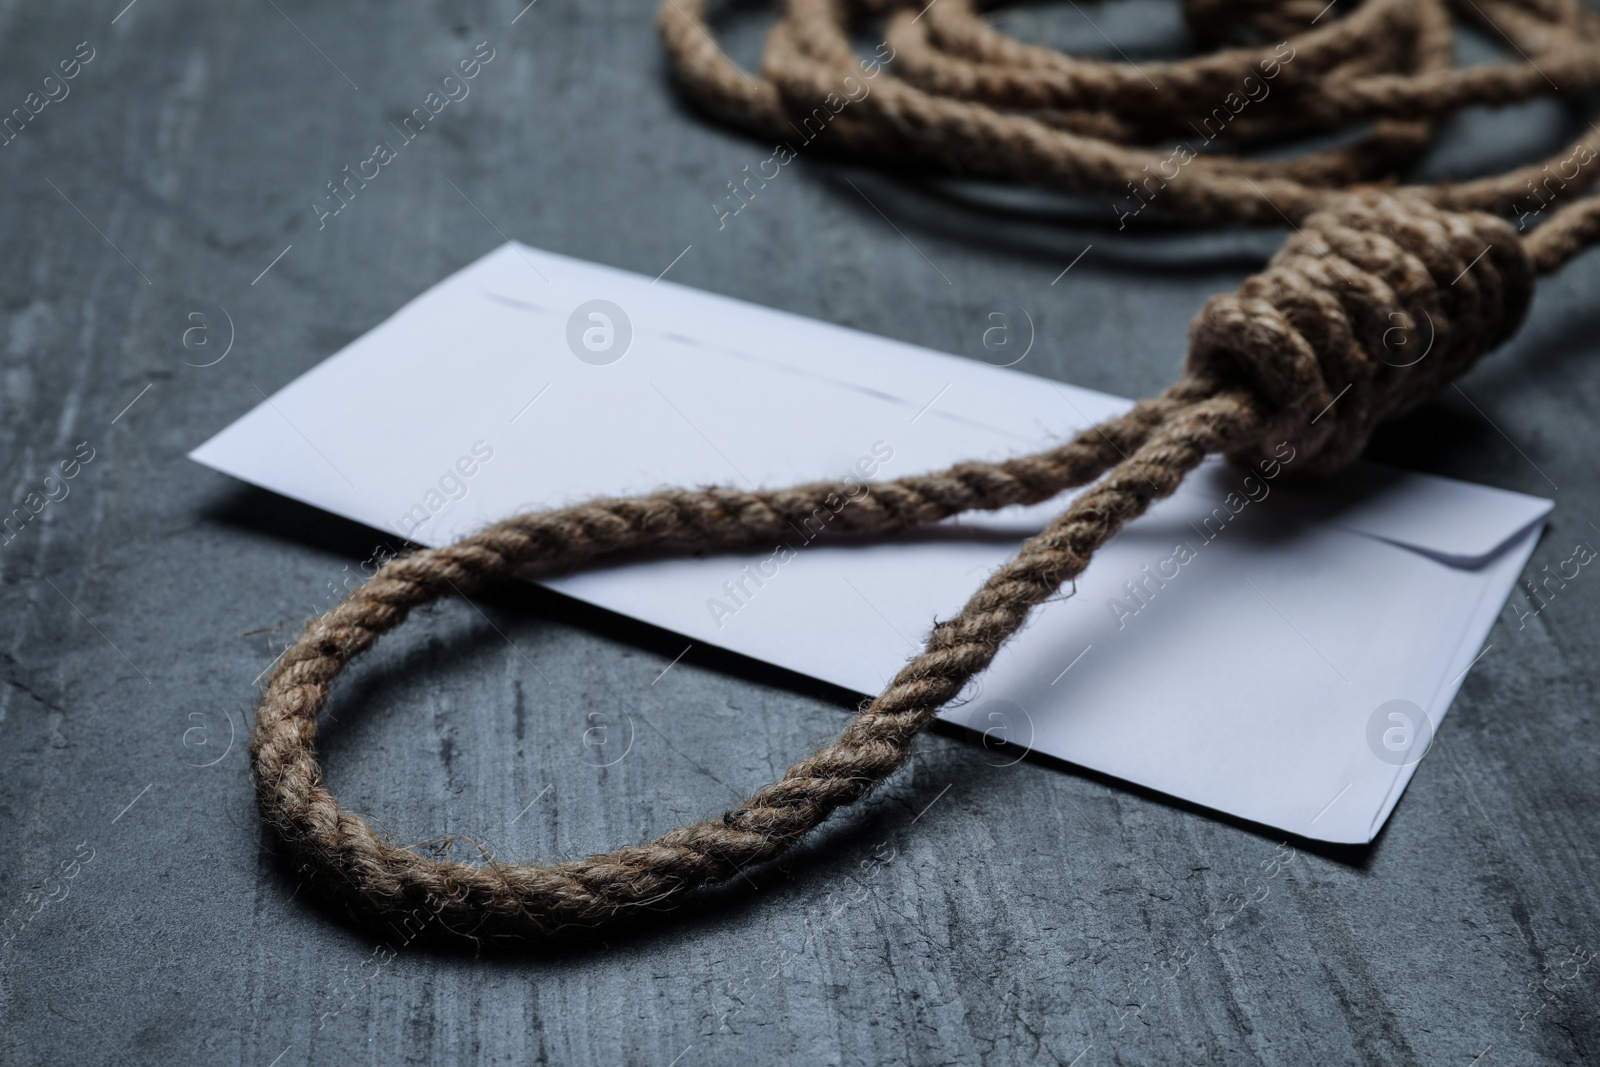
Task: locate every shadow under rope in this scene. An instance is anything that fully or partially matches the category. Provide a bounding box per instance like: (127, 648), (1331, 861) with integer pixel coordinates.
(816, 165), (1288, 276)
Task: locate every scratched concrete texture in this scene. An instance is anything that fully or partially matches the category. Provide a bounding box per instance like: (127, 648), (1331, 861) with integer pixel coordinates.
(1, 0), (1597, 1064)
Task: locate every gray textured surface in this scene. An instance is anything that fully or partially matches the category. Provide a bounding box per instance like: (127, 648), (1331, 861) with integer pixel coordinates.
(2, 1), (1598, 1065)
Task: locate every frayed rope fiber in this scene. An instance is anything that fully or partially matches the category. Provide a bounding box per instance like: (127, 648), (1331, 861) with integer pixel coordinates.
(252, 0), (1600, 940)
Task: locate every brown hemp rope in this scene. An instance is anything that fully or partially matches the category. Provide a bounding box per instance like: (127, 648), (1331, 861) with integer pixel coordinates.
(252, 0), (1600, 940)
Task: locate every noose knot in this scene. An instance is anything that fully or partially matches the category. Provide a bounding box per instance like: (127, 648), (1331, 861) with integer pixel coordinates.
(1185, 194), (1534, 476)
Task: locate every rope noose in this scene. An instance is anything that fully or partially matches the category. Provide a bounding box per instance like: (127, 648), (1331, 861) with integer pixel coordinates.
(250, 0), (1598, 939)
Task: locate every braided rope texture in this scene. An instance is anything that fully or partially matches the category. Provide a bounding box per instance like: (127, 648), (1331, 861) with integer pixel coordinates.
(659, 0), (1600, 252)
(249, 0), (1586, 941)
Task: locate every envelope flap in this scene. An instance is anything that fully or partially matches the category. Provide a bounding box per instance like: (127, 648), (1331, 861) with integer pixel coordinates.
(1251, 463), (1553, 567)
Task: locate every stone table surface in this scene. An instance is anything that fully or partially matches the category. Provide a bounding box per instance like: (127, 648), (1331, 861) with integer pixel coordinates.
(1, 1), (1597, 1065)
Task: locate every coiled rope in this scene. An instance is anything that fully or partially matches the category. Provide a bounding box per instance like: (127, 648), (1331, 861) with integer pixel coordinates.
(251, 0), (1600, 939)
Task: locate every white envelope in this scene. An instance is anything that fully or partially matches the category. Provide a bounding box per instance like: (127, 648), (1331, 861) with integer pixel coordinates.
(191, 243), (1551, 844)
